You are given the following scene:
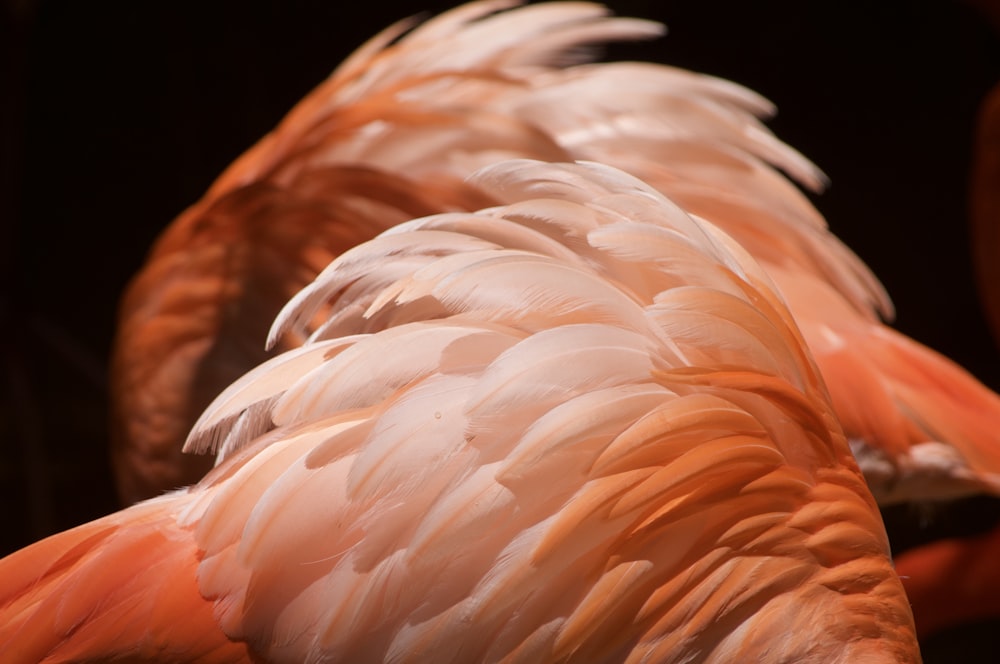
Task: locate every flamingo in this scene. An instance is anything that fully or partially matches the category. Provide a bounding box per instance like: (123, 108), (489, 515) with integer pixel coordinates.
(4, 0), (993, 659)
(0, 155), (919, 662)
(1, 3), (924, 660)
(108, 0), (1000, 510)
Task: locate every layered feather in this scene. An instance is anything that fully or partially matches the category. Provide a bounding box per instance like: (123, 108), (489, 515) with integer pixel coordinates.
(110, 0), (662, 502)
(2, 160), (919, 661)
(112, 0), (1000, 508)
(766, 265), (1000, 503)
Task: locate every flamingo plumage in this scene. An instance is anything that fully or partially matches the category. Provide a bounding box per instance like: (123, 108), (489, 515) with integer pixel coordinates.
(7, 0), (998, 659)
(105, 2), (1000, 504)
(108, 0), (1000, 509)
(1, 156), (920, 662)
(105, 2), (1000, 503)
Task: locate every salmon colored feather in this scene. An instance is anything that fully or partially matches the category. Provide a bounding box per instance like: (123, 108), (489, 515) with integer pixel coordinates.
(108, 1), (1000, 510)
(0, 497), (249, 663)
(0, 157), (919, 662)
(22, 0), (1000, 659)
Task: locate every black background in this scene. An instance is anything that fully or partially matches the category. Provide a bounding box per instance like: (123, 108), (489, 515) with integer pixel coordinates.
(3, 0), (1000, 659)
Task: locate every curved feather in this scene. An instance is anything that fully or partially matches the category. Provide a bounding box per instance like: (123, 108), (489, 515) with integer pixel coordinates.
(189, 159), (916, 661)
(112, 0), (987, 511)
(110, 0), (871, 504)
(2, 158), (918, 661)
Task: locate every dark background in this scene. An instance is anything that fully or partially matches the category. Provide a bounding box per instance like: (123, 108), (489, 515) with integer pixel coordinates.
(3, 0), (999, 659)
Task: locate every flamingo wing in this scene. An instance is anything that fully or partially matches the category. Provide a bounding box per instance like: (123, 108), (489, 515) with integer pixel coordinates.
(112, 1), (1000, 509)
(0, 160), (919, 662)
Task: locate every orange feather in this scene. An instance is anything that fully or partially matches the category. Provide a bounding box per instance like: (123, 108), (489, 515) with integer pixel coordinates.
(0, 151), (920, 661)
(109, 1), (1000, 512)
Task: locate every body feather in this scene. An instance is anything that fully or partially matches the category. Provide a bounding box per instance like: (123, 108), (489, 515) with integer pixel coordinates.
(111, 0), (1000, 508)
(24, 0), (1000, 659)
(0, 160), (919, 661)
